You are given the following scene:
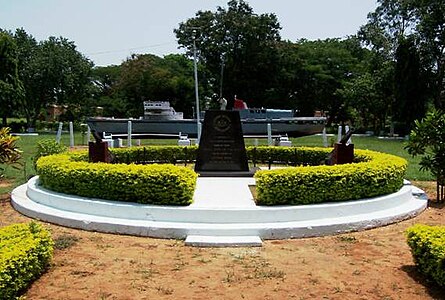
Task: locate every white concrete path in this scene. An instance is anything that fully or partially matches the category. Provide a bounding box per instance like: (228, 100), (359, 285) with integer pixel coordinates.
(191, 177), (256, 208)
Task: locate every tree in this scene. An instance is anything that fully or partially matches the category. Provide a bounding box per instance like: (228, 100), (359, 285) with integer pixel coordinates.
(14, 29), (93, 129)
(407, 0), (445, 109)
(405, 109), (445, 202)
(174, 0), (281, 108)
(0, 31), (22, 126)
(337, 72), (390, 132)
(358, 0), (416, 59)
(291, 38), (368, 121)
(116, 54), (196, 118)
(394, 36), (427, 133)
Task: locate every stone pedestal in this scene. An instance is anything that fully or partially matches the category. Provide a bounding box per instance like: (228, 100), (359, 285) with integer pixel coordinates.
(89, 141), (111, 163)
(332, 143), (354, 165)
(195, 110), (255, 177)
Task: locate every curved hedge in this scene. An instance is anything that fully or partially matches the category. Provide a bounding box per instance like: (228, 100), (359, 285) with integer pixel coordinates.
(0, 222), (53, 300)
(36, 146), (406, 206)
(36, 153), (197, 205)
(254, 148), (407, 205)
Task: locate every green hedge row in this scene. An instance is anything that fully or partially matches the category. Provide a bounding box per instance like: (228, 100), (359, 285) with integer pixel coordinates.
(406, 224), (445, 287)
(37, 146), (406, 206)
(110, 146), (197, 164)
(100, 145), (332, 166)
(0, 222), (54, 300)
(254, 148), (407, 205)
(36, 153), (197, 205)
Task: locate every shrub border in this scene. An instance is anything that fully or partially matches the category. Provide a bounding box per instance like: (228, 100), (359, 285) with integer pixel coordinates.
(36, 152), (197, 205)
(406, 224), (445, 287)
(0, 222), (53, 300)
(36, 146), (406, 206)
(254, 148), (407, 205)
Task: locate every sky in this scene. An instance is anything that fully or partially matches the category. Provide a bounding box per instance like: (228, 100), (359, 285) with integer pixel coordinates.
(1, 0), (377, 66)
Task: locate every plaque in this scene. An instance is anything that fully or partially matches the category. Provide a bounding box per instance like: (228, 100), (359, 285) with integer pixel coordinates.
(195, 110), (251, 176)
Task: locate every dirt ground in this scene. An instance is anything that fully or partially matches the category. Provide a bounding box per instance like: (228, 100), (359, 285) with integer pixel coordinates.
(1, 181), (445, 300)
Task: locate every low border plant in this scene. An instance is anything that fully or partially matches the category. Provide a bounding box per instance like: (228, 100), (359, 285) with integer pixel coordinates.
(406, 224), (445, 287)
(0, 222), (54, 299)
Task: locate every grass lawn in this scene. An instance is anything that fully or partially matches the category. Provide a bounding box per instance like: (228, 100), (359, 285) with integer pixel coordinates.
(0, 132), (433, 194)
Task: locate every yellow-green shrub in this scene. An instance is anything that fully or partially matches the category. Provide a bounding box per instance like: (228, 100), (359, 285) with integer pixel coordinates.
(246, 146), (331, 166)
(0, 222), (54, 299)
(254, 148), (407, 205)
(406, 224), (445, 287)
(36, 152), (197, 205)
(110, 146), (197, 164)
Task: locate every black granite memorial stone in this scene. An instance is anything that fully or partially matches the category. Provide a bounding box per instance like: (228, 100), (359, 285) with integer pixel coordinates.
(195, 110), (254, 177)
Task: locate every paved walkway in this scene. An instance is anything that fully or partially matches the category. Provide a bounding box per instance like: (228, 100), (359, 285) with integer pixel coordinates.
(191, 177), (256, 208)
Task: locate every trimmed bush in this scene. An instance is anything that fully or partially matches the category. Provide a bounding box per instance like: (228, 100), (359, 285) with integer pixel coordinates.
(0, 222), (54, 299)
(254, 148), (407, 205)
(246, 146), (332, 166)
(36, 146), (406, 206)
(33, 139), (67, 168)
(110, 146), (197, 164)
(406, 224), (445, 287)
(36, 152), (197, 205)
(107, 145), (330, 166)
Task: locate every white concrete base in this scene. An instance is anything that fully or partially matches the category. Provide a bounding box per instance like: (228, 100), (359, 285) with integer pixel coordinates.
(185, 235), (262, 247)
(10, 177), (428, 247)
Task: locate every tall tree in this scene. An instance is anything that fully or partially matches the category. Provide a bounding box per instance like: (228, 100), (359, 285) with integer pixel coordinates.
(174, 0), (281, 108)
(0, 31), (22, 126)
(359, 0), (416, 59)
(14, 29), (93, 128)
(408, 0), (445, 108)
(358, 0), (430, 133)
(116, 54), (196, 118)
(394, 36), (427, 133)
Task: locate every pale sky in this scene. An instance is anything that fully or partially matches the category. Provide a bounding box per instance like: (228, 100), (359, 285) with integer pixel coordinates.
(0, 0), (377, 66)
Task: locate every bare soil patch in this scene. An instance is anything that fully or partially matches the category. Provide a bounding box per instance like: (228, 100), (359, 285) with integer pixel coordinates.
(1, 182), (444, 299)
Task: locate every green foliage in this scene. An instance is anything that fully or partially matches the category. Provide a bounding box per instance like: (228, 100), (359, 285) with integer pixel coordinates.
(337, 72), (390, 133)
(246, 146), (330, 166)
(394, 36), (427, 134)
(406, 224), (445, 287)
(116, 53), (196, 118)
(0, 127), (21, 164)
(405, 109), (445, 187)
(174, 0), (281, 107)
(110, 145), (198, 164)
(254, 149), (407, 205)
(0, 31), (22, 126)
(0, 127), (22, 177)
(0, 222), (54, 299)
(36, 151), (197, 205)
(13, 28), (93, 129)
(33, 139), (67, 167)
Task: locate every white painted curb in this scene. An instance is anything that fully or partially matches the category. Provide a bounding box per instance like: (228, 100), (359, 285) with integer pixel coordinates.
(11, 177), (428, 247)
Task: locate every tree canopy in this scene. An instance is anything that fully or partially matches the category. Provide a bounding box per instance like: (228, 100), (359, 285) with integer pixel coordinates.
(0, 31), (22, 126)
(1, 0), (445, 137)
(174, 0), (282, 108)
(12, 29), (93, 128)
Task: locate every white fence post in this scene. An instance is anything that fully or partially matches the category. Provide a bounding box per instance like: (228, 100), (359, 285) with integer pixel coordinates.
(56, 122), (63, 144)
(69, 122), (74, 148)
(127, 121), (132, 147)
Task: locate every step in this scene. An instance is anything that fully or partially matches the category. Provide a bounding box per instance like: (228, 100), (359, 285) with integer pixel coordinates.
(185, 235), (262, 247)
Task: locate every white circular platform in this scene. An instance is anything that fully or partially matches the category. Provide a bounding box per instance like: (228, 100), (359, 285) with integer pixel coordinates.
(11, 177), (428, 247)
